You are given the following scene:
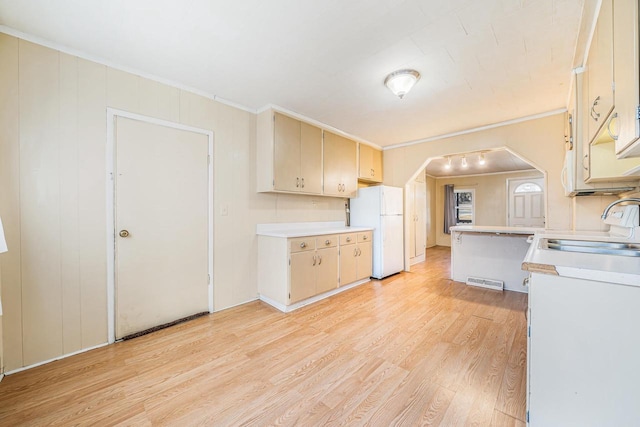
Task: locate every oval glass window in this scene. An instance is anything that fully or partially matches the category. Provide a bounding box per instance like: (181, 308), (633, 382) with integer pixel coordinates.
(514, 182), (542, 193)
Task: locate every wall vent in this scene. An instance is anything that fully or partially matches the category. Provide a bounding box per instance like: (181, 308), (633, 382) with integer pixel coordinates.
(466, 276), (504, 291)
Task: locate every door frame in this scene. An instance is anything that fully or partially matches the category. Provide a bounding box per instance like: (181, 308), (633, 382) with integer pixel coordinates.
(106, 108), (214, 344)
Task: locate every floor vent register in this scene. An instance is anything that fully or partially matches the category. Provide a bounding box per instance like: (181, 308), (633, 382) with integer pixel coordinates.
(466, 276), (504, 291)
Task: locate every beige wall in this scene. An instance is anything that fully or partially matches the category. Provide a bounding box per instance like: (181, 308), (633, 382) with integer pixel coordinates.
(432, 171), (544, 247)
(384, 114), (573, 231)
(0, 35), (346, 372)
(383, 113), (629, 233)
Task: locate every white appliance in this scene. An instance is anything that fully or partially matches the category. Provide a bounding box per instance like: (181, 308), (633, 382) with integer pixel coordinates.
(562, 149), (635, 196)
(350, 185), (403, 279)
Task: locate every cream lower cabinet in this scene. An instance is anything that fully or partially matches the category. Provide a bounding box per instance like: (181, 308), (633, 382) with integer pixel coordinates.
(289, 236), (338, 304)
(258, 229), (372, 311)
(339, 232), (373, 286)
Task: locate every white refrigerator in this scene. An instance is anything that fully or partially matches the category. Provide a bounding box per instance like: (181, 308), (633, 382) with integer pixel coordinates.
(350, 185), (404, 279)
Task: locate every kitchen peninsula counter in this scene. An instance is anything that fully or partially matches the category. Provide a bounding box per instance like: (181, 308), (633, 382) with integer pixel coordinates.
(449, 225), (543, 292)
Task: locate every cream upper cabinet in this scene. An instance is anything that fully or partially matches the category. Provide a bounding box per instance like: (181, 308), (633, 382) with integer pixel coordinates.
(273, 113), (302, 192)
(257, 108), (363, 197)
(581, 0), (640, 181)
(300, 122), (323, 193)
(586, 0), (614, 144)
(613, 0), (640, 156)
(323, 131), (357, 198)
(358, 143), (383, 183)
(258, 111), (323, 194)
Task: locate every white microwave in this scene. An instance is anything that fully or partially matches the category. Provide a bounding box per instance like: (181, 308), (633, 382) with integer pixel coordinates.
(562, 149), (635, 196)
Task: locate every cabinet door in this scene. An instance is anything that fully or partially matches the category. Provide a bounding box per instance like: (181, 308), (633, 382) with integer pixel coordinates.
(587, 0), (614, 143)
(316, 247), (338, 294)
(300, 122), (323, 194)
(414, 180), (427, 258)
(407, 182), (416, 259)
(357, 242), (372, 281)
(359, 144), (372, 180)
(273, 112), (301, 192)
(323, 131), (357, 197)
(371, 148), (382, 182)
(613, 0), (640, 155)
(290, 251), (317, 303)
(582, 68), (593, 181)
(339, 243), (357, 286)
(359, 144), (383, 182)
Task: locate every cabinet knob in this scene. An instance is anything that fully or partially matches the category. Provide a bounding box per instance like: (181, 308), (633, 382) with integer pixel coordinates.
(325, 239), (331, 245)
(363, 235), (367, 240)
(300, 242), (306, 248)
(296, 177), (300, 188)
(346, 237), (351, 242)
(119, 230), (130, 238)
(301, 178), (305, 188)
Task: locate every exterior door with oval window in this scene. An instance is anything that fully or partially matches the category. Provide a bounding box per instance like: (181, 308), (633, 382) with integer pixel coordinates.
(508, 177), (545, 227)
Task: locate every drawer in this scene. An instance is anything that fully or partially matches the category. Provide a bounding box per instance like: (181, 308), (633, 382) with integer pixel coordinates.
(290, 237), (315, 253)
(358, 231), (372, 243)
(340, 233), (358, 245)
(317, 234), (338, 248)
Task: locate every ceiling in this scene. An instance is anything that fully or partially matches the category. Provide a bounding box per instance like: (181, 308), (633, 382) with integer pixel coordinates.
(0, 0), (587, 147)
(425, 149), (537, 177)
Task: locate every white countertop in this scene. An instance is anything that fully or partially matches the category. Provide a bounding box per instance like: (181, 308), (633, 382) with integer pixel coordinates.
(449, 225), (542, 235)
(257, 221), (374, 238)
(523, 229), (640, 286)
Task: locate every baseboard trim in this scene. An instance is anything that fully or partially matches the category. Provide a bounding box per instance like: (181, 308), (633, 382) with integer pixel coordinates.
(410, 254), (426, 265)
(5, 342), (109, 376)
(260, 278), (371, 313)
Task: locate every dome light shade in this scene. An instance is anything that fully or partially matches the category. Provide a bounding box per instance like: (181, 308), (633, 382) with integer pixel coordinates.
(384, 69), (420, 99)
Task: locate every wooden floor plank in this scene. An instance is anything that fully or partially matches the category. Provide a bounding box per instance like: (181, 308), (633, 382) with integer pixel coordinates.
(0, 246), (528, 426)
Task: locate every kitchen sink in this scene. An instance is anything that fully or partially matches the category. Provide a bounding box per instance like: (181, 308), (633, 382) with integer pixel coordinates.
(544, 239), (640, 257)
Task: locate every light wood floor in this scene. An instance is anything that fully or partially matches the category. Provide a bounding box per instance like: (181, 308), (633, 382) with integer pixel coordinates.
(0, 246), (528, 426)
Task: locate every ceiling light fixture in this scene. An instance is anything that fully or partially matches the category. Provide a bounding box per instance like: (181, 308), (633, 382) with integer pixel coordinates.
(478, 152), (486, 165)
(384, 69), (421, 99)
(444, 157), (452, 169)
(461, 156), (468, 168)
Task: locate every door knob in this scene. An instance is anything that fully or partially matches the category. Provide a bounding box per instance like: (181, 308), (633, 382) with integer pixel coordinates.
(119, 230), (130, 238)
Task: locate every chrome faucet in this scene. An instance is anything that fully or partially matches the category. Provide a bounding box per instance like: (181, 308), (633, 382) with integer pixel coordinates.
(601, 198), (640, 220)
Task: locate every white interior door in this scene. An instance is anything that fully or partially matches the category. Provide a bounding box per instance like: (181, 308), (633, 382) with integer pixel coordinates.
(508, 177), (545, 227)
(115, 116), (210, 339)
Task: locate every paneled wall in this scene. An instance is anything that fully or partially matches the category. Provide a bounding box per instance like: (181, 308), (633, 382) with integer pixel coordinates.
(0, 34), (345, 372)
